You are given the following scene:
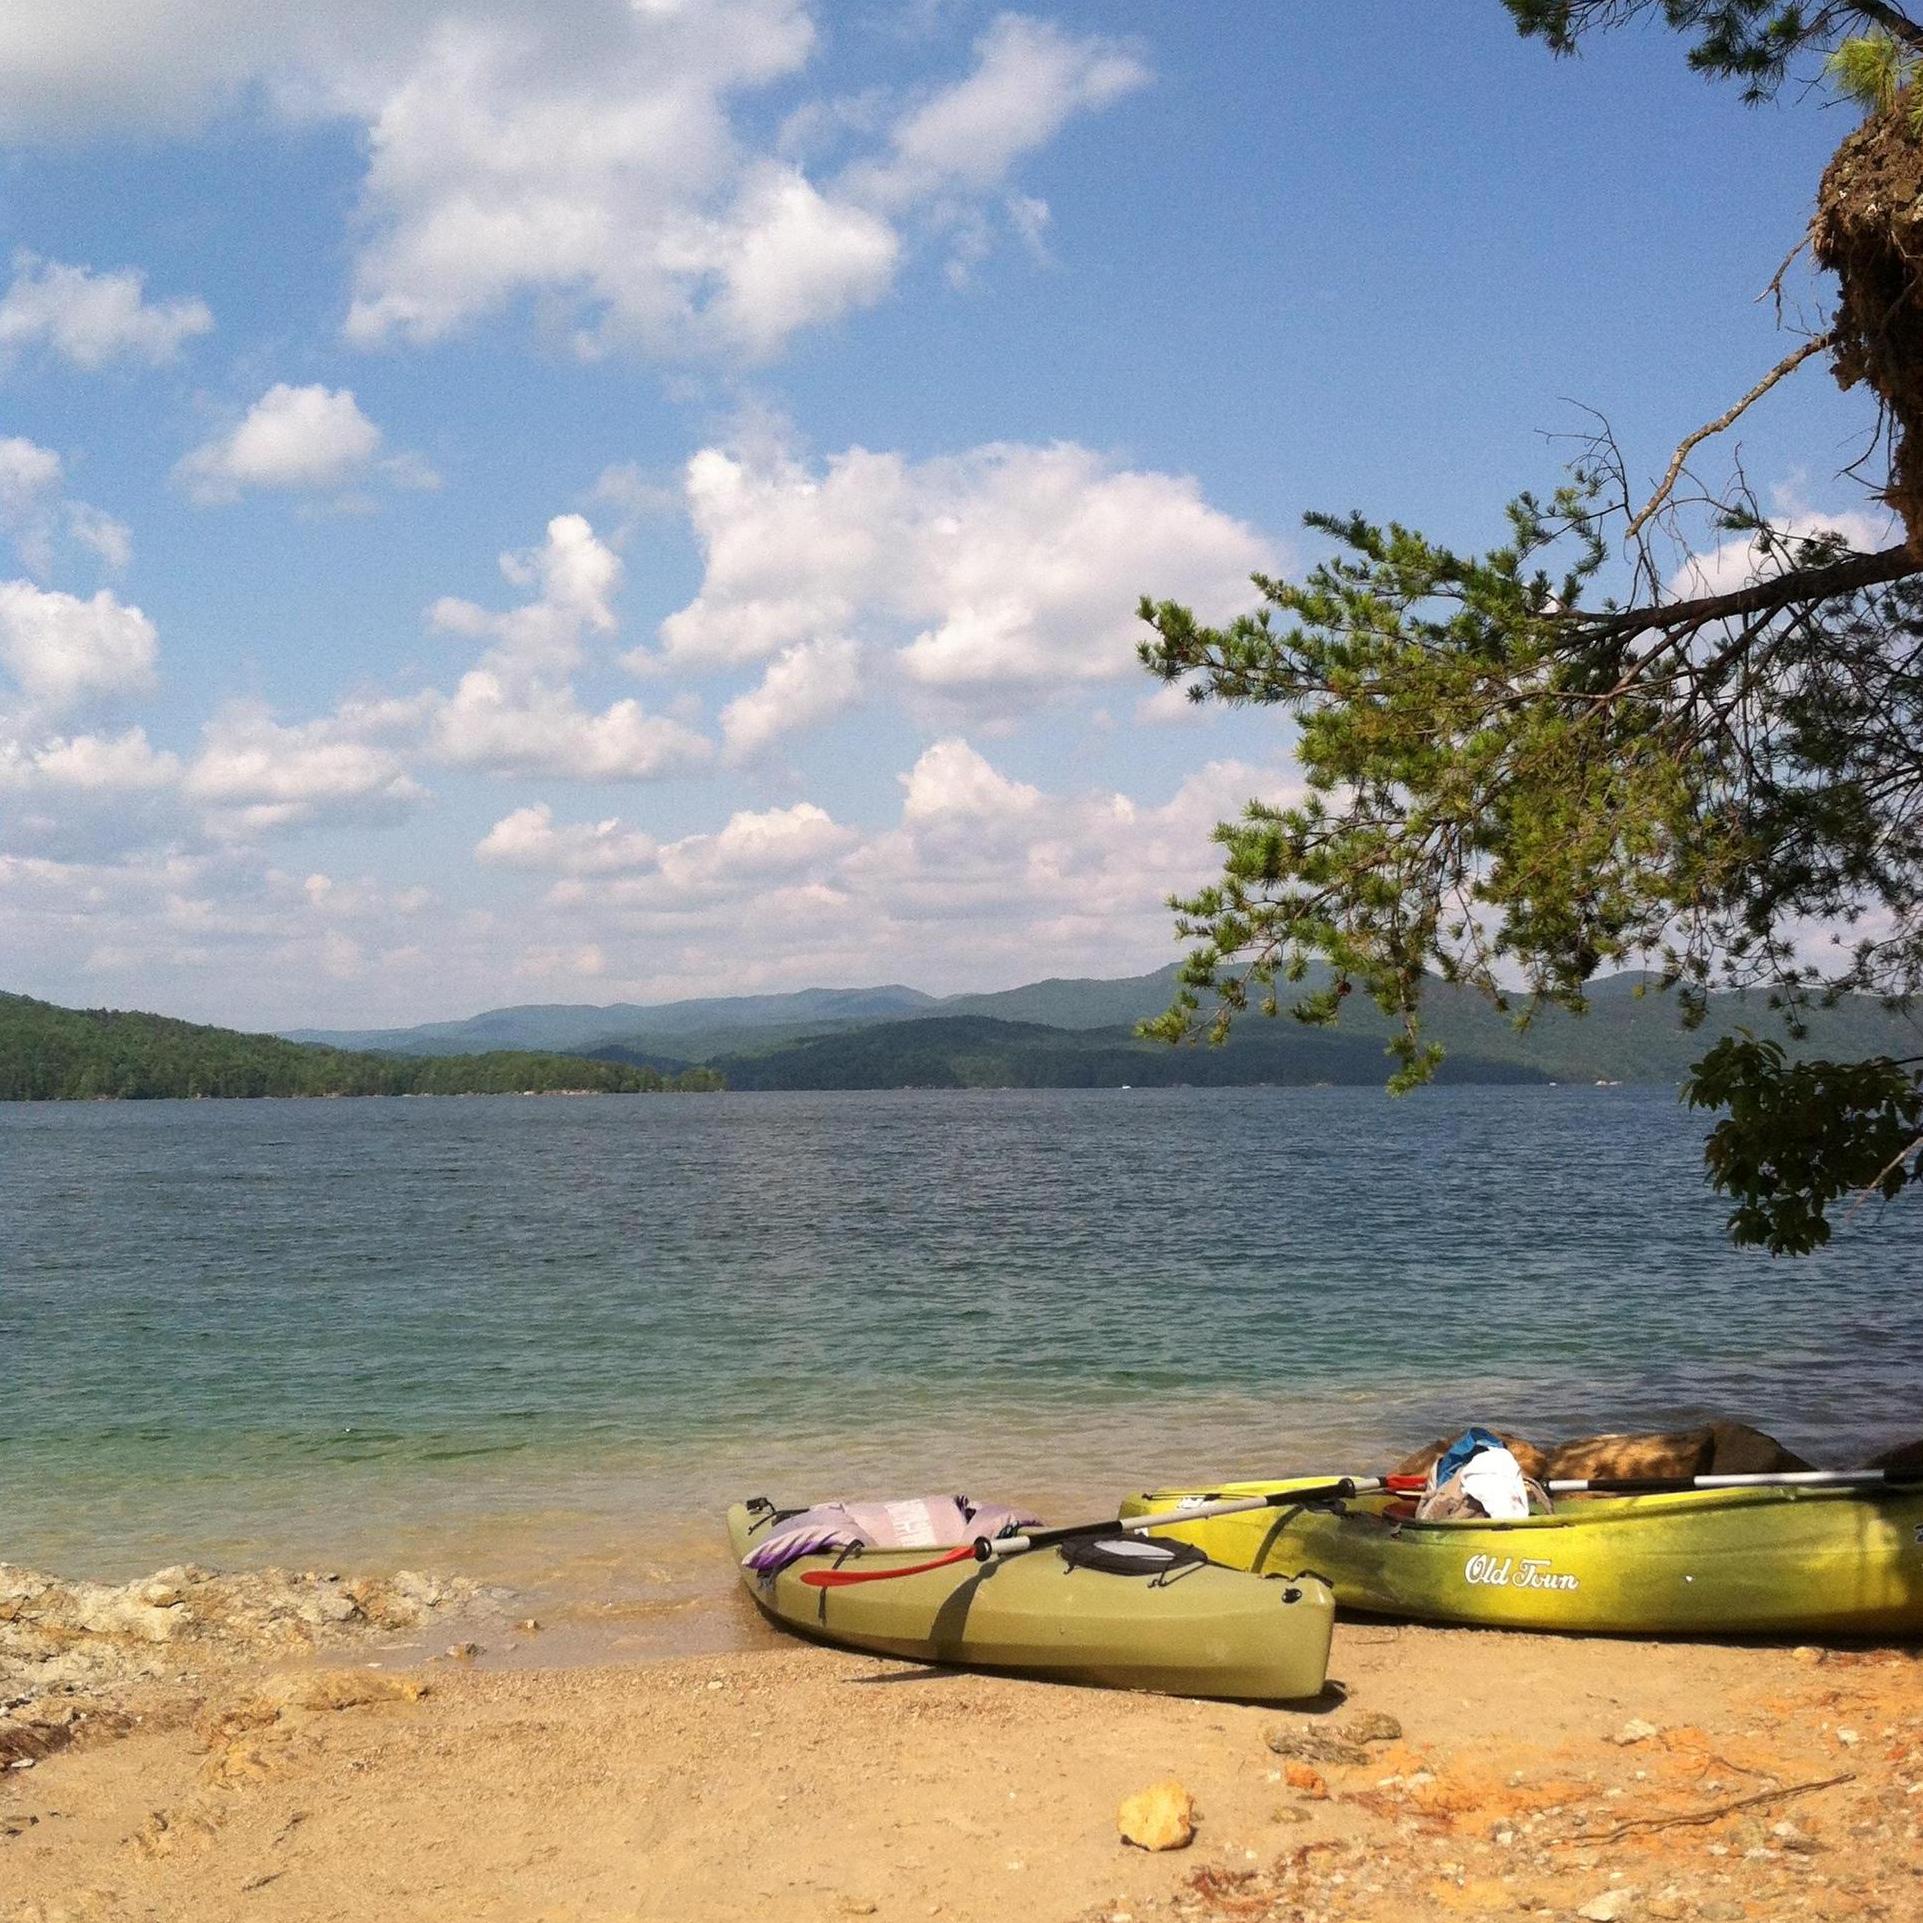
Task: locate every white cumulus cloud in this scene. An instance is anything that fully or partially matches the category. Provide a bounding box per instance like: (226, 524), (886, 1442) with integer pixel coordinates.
(849, 14), (1148, 210)
(25, 727), (180, 791)
(64, 500), (133, 572)
(689, 799), (852, 880)
(176, 383), (434, 504)
(336, 2), (876, 358)
(515, 941), (608, 982)
(184, 701), (429, 836)
(0, 435), (63, 574)
(0, 2), (455, 139)
(488, 798), (859, 894)
(432, 672), (710, 781)
(0, 434), (131, 576)
(657, 438), (1274, 716)
(691, 161), (899, 361)
(0, 436), (60, 515)
(0, 7), (1146, 366)
(301, 871), (432, 919)
(0, 251), (212, 368)
(0, 837), (463, 1030)
(0, 726), (180, 804)
(495, 742), (1298, 997)
(422, 509), (712, 781)
(475, 802), (660, 876)
(719, 634), (862, 761)
(898, 735), (1041, 823)
(430, 512), (620, 676)
(0, 579), (157, 714)
(536, 799), (855, 906)
(839, 743), (1293, 953)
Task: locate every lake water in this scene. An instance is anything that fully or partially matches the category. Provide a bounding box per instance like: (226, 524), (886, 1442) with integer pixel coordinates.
(5, 1087), (1919, 1640)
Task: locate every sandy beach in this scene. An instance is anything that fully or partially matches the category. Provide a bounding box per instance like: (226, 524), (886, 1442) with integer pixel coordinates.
(6, 1557), (1921, 1923)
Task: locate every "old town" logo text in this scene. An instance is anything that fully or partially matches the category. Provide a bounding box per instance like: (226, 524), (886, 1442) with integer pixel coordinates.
(1462, 1553), (1579, 1592)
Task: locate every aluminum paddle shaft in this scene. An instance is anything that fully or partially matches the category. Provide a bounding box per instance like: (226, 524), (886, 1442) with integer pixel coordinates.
(975, 1477), (1381, 1561)
(1543, 1467), (1923, 1496)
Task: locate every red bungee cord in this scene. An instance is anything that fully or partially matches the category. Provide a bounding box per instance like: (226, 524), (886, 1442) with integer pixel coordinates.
(798, 1543), (982, 1588)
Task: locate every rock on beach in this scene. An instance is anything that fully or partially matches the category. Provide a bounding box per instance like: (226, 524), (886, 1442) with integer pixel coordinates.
(1, 1560), (488, 1766)
(1118, 1779), (1195, 1850)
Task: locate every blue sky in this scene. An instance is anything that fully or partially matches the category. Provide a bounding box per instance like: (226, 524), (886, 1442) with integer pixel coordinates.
(0, 1), (1884, 1026)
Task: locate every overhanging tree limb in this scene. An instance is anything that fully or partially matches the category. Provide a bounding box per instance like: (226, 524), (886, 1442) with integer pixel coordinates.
(1511, 4), (1923, 67)
(1583, 541), (1921, 640)
(1860, 1), (1923, 54)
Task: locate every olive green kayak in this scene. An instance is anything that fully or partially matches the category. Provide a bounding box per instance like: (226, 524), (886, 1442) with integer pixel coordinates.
(728, 1500), (1335, 1699)
(1123, 1478), (1923, 1637)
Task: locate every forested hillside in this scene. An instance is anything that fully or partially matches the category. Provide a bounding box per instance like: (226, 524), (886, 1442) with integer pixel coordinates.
(290, 963), (1923, 1082)
(701, 1014), (1548, 1090)
(645, 974), (1923, 1090)
(0, 993), (722, 1101)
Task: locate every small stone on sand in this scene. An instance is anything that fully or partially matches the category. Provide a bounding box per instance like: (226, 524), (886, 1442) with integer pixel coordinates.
(1265, 1725), (1365, 1765)
(1577, 1891), (1635, 1921)
(1345, 1710), (1403, 1745)
(1117, 1780), (1194, 1851)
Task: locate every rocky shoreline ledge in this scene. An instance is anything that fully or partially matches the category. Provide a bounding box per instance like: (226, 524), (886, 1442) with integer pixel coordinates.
(1, 1561), (496, 1773)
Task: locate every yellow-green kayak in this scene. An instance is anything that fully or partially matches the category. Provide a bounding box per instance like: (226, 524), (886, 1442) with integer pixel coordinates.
(728, 1501), (1335, 1699)
(1123, 1478), (1923, 1637)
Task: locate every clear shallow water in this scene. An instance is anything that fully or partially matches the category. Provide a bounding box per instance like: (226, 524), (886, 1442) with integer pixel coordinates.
(4, 1087), (1919, 1622)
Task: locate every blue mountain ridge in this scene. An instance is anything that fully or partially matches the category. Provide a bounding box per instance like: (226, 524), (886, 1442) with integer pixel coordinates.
(284, 964), (1923, 1088)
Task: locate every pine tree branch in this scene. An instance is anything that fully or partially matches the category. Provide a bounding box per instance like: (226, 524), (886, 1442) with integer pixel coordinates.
(1859, 2), (1923, 57)
(1582, 543), (1922, 642)
(1626, 332), (1837, 539)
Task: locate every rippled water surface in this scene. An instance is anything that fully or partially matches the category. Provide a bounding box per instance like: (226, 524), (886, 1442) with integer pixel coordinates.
(5, 1087), (1919, 1612)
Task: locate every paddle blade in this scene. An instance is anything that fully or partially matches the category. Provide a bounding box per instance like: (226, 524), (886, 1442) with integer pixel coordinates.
(797, 1543), (978, 1588)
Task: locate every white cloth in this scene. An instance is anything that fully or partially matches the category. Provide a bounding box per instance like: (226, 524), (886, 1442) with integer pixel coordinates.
(1454, 1446), (1534, 1520)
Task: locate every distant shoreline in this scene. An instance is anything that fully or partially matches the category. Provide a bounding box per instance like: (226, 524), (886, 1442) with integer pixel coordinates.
(7, 1084), (712, 1103)
(0, 987), (724, 1102)
(284, 963), (1920, 1093)
(14, 965), (1915, 1100)
(3, 1078), (1678, 1105)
